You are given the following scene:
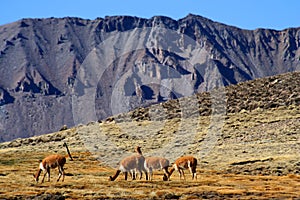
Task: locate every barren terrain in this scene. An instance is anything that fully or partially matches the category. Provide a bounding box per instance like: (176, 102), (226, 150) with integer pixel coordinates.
(0, 71), (299, 199)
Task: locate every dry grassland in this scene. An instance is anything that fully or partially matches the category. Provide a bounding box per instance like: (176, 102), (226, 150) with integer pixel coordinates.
(0, 150), (299, 199)
(0, 104), (299, 199)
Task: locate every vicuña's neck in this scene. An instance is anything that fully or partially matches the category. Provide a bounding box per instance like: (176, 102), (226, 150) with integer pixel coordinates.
(135, 147), (142, 155)
(34, 169), (42, 180)
(169, 167), (175, 177)
(110, 170), (121, 181)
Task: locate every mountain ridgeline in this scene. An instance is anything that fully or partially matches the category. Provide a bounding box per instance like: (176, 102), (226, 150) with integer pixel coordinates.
(0, 14), (299, 141)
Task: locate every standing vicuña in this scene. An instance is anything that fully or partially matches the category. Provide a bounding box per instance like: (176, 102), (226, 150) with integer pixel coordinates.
(167, 155), (197, 180)
(144, 157), (170, 181)
(33, 154), (66, 183)
(109, 146), (148, 181)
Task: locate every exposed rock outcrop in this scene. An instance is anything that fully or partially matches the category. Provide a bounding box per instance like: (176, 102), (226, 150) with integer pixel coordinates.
(0, 14), (299, 141)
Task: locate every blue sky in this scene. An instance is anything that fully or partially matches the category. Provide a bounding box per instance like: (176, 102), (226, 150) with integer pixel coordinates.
(1, 0), (299, 30)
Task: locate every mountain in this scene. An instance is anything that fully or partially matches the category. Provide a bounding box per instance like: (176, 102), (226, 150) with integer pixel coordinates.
(0, 14), (299, 141)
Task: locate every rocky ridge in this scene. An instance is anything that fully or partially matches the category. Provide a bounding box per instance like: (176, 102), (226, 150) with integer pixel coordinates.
(0, 14), (299, 141)
(115, 71), (300, 122)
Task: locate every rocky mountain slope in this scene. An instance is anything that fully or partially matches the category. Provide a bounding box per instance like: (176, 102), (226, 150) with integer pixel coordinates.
(0, 14), (299, 141)
(0, 71), (299, 199)
(2, 70), (300, 170)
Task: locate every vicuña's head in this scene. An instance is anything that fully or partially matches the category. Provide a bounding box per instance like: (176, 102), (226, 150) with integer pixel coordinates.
(33, 169), (41, 182)
(33, 159), (43, 183)
(162, 174), (168, 181)
(33, 174), (38, 182)
(135, 146), (142, 154)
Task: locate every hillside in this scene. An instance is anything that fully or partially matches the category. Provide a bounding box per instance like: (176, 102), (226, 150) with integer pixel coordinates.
(0, 71), (299, 199)
(0, 14), (300, 141)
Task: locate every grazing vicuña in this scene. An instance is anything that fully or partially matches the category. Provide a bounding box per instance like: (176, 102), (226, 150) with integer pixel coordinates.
(144, 156), (170, 181)
(109, 146), (148, 181)
(168, 155), (197, 180)
(33, 154), (66, 183)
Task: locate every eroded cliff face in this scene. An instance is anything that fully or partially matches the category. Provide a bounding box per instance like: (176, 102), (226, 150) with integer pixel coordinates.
(0, 14), (299, 141)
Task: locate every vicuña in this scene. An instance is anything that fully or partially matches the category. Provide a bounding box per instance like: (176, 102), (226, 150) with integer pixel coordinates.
(109, 146), (148, 181)
(33, 154), (66, 183)
(144, 156), (170, 181)
(167, 155), (197, 180)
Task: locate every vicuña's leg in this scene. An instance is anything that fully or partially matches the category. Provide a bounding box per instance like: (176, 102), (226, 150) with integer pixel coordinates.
(47, 168), (51, 182)
(193, 169), (197, 180)
(149, 168), (153, 181)
(180, 169), (185, 180)
(135, 169), (142, 180)
(137, 169), (142, 180)
(143, 169), (148, 180)
(130, 170), (136, 180)
(41, 170), (47, 183)
(124, 171), (128, 180)
(62, 167), (65, 182)
(41, 167), (50, 183)
(190, 166), (197, 180)
(57, 166), (64, 182)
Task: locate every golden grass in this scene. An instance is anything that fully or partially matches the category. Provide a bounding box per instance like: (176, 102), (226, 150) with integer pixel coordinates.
(0, 105), (299, 199)
(0, 148), (299, 199)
